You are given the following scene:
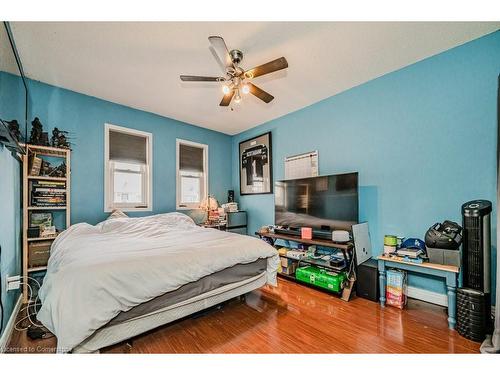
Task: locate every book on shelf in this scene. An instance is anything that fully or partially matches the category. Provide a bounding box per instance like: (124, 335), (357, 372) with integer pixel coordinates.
(31, 198), (66, 203)
(29, 154), (42, 176)
(32, 200), (66, 205)
(31, 180), (65, 186)
(31, 192), (66, 198)
(30, 178), (67, 207)
(32, 187), (66, 193)
(31, 181), (65, 188)
(32, 182), (64, 187)
(30, 204), (66, 207)
(32, 192), (66, 198)
(31, 196), (66, 203)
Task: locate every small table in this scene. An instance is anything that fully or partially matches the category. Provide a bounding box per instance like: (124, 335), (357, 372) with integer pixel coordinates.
(377, 255), (459, 329)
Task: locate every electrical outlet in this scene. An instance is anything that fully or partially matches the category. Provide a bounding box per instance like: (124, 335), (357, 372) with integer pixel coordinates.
(6, 275), (21, 291)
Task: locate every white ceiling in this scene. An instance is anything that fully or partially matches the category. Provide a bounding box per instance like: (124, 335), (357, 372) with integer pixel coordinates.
(0, 24), (20, 75)
(9, 22), (500, 135)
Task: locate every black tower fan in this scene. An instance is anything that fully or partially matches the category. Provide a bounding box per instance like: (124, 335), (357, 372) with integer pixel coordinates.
(456, 200), (492, 342)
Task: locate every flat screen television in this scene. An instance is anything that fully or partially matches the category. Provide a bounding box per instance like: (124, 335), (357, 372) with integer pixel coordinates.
(275, 172), (358, 231)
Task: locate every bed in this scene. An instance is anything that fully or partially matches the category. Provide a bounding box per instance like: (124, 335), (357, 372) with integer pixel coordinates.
(36, 212), (279, 353)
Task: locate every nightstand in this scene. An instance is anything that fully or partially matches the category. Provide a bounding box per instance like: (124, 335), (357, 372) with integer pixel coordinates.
(199, 211), (247, 235)
(226, 211), (247, 235)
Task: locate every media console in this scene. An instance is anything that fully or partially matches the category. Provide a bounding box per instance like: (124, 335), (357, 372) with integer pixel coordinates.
(256, 230), (355, 299)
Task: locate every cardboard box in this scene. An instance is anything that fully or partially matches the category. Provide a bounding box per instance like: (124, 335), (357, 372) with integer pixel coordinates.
(280, 256), (297, 275)
(28, 241), (51, 267)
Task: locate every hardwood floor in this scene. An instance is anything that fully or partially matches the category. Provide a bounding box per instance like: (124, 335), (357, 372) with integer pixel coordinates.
(7, 278), (480, 353)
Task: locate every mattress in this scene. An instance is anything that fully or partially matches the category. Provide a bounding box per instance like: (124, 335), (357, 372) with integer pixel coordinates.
(73, 272), (268, 353)
(108, 258), (267, 326)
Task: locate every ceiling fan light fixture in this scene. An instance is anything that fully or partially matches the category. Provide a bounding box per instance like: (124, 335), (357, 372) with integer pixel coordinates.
(180, 36), (288, 107)
(234, 90), (241, 103)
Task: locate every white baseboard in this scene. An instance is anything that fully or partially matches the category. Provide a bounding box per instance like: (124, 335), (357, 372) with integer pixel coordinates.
(407, 288), (499, 313)
(407, 286), (448, 307)
(0, 294), (22, 353)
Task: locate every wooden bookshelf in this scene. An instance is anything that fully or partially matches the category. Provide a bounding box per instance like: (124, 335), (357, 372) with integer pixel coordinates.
(22, 144), (71, 303)
(27, 235), (59, 242)
(27, 266), (48, 273)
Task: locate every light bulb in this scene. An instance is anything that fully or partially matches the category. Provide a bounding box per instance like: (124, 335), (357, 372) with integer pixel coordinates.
(222, 85), (230, 95)
(242, 84), (250, 94)
(234, 92), (241, 103)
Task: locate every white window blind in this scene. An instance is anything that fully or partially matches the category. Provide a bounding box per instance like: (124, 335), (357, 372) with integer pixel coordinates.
(179, 144), (204, 172)
(109, 130), (147, 164)
(176, 139), (208, 210)
(105, 124), (152, 212)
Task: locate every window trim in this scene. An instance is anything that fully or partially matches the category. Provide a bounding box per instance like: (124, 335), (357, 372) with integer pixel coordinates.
(176, 138), (208, 210)
(104, 123), (153, 212)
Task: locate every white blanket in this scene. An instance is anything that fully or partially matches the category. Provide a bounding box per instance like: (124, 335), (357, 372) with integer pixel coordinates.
(37, 212), (278, 352)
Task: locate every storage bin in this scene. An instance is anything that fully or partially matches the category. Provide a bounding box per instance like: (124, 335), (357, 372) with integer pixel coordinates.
(295, 266), (346, 292)
(28, 241), (52, 267)
(386, 269), (407, 309)
(427, 247), (460, 267)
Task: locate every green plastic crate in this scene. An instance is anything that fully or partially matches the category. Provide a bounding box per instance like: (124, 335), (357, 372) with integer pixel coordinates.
(295, 266), (346, 292)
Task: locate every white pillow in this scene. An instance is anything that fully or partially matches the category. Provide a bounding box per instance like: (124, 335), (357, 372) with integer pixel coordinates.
(107, 209), (129, 220)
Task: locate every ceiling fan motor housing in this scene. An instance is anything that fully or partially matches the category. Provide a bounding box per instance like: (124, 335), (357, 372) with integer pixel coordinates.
(230, 49), (243, 65)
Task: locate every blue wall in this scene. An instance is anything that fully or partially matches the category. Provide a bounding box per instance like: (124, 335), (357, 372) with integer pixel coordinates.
(0, 71), (233, 336)
(0, 71), (24, 336)
(27, 78), (233, 225)
(2, 30), (499, 334)
(232, 31), (500, 296)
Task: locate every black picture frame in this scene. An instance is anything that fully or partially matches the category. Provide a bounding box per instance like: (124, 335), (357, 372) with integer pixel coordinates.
(239, 131), (273, 195)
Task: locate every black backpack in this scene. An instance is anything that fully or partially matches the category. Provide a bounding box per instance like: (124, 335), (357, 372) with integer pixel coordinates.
(424, 220), (462, 250)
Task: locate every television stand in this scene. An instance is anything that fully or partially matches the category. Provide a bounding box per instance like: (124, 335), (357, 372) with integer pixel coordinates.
(256, 230), (356, 300)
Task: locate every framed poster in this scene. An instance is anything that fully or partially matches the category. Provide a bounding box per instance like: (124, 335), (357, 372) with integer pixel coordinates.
(239, 131), (273, 195)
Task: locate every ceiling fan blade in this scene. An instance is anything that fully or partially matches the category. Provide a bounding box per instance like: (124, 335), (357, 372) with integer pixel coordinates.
(247, 83), (274, 103)
(220, 90), (235, 106)
(180, 75), (223, 82)
(208, 36), (234, 71)
(244, 57), (288, 79)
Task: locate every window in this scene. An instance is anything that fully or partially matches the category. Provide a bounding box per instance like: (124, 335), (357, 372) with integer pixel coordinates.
(176, 139), (208, 210)
(104, 124), (152, 212)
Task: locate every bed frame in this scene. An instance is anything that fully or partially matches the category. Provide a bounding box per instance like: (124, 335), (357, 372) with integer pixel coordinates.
(72, 271), (267, 353)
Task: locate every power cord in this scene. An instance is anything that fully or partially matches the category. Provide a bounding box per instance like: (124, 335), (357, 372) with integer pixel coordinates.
(14, 276), (53, 339)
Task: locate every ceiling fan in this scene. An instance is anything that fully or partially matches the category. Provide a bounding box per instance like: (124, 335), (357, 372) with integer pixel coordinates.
(180, 36), (288, 107)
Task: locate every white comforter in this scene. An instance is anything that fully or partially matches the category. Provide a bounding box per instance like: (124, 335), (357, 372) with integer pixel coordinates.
(37, 212), (278, 352)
